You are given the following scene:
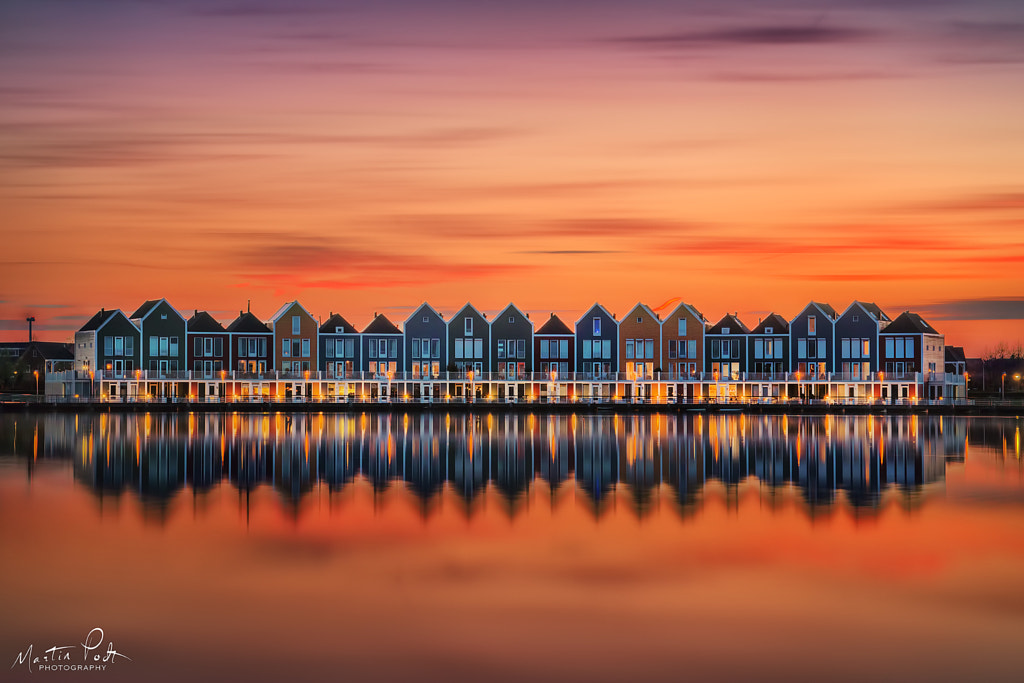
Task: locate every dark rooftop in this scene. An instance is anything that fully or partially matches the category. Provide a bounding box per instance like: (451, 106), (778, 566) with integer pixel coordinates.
(187, 310), (226, 333)
(536, 314), (572, 335)
(320, 313), (358, 334)
(362, 314), (401, 335)
(883, 311), (941, 336)
(707, 313), (750, 335)
(79, 308), (120, 332)
(226, 311), (271, 334)
(750, 313), (789, 334)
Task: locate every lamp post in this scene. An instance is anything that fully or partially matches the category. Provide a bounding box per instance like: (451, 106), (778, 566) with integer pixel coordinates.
(33, 370), (39, 395)
(1002, 372), (1007, 400)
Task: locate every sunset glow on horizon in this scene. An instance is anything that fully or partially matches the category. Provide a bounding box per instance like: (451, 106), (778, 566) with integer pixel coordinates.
(3, 0), (1023, 355)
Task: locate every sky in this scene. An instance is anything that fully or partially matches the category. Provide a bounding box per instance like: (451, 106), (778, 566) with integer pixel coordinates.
(1, 0), (1023, 355)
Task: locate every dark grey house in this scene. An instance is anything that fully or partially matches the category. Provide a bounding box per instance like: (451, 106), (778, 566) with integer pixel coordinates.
(790, 302), (837, 377)
(187, 311), (229, 379)
(74, 308), (140, 380)
(362, 313), (403, 377)
(705, 313), (749, 379)
(319, 312), (361, 378)
(447, 303), (489, 375)
(404, 303), (446, 379)
(131, 299), (187, 378)
(535, 314), (574, 376)
(835, 301), (890, 378)
(748, 313), (789, 377)
(489, 303), (533, 379)
(227, 310), (274, 373)
(575, 303), (618, 377)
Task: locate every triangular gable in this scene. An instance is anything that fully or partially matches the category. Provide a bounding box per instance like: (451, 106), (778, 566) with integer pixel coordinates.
(664, 301), (705, 325)
(574, 302), (616, 328)
(362, 314), (402, 335)
(495, 302), (533, 329)
(790, 301), (836, 326)
(270, 300), (316, 324)
(839, 300), (889, 323)
(536, 314), (573, 335)
(622, 302), (659, 322)
(131, 298), (184, 323)
(404, 301), (445, 326)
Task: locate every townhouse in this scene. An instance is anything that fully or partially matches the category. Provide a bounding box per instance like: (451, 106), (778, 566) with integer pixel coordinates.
(404, 303), (446, 380)
(490, 303), (532, 379)
(448, 304), (489, 375)
(661, 302), (704, 378)
(575, 303), (617, 377)
(618, 303), (660, 380)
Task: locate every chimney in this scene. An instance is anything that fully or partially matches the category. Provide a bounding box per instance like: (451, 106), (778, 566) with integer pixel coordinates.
(26, 317), (35, 343)
(247, 300), (251, 313)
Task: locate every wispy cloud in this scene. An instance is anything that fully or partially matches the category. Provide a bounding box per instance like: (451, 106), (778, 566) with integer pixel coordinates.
(611, 24), (878, 49)
(913, 297), (1024, 321)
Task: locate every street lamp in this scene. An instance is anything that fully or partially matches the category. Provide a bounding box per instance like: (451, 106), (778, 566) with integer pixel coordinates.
(33, 370), (39, 395)
(1002, 372), (1007, 400)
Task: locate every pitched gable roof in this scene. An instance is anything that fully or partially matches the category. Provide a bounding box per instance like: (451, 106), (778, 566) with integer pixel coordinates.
(270, 300), (314, 323)
(79, 308), (120, 332)
(536, 314), (572, 335)
(20, 341), (74, 361)
(319, 313), (358, 334)
(792, 301), (837, 324)
(187, 310), (226, 333)
(623, 302), (659, 322)
(130, 299), (162, 319)
(495, 302), (532, 327)
(883, 311), (940, 335)
(707, 313), (750, 335)
(451, 302), (486, 321)
(574, 302), (616, 327)
(945, 346), (966, 363)
(750, 313), (789, 334)
(226, 311), (271, 333)
(840, 300), (890, 322)
(362, 313), (401, 334)
(404, 302), (444, 325)
(665, 301), (706, 324)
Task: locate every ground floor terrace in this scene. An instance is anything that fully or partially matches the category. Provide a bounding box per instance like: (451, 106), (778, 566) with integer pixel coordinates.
(46, 370), (966, 406)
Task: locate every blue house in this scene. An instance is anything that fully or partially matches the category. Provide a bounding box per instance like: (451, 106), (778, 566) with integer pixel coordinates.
(575, 303), (618, 377)
(790, 302), (837, 377)
(834, 301), (890, 379)
(320, 312), (361, 378)
(705, 313), (749, 379)
(404, 303), (446, 379)
(748, 313), (789, 377)
(490, 303), (533, 379)
(447, 303), (489, 375)
(361, 313), (403, 377)
(131, 299), (186, 378)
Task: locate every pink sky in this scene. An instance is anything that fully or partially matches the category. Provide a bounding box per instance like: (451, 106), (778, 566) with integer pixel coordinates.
(2, 0), (1023, 355)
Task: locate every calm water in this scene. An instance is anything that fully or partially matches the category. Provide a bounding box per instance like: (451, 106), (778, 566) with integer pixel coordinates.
(1, 411), (1022, 682)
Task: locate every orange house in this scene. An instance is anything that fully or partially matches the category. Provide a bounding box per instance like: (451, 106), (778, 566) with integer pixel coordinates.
(618, 303), (661, 378)
(271, 301), (318, 374)
(661, 301), (705, 378)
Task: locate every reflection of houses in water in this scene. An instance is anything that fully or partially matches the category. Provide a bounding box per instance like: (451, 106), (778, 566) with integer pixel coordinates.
(574, 416), (619, 516)
(537, 415), (573, 496)
(489, 413), (534, 517)
(5, 411), (975, 520)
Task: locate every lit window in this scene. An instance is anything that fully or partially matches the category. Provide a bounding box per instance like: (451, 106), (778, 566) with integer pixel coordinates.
(593, 317), (601, 336)
(808, 316), (816, 335)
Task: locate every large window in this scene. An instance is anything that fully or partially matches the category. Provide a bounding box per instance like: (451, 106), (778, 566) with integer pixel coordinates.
(677, 318), (686, 336)
(593, 317), (601, 336)
(292, 316), (300, 335)
(464, 317), (473, 335)
(808, 316), (816, 335)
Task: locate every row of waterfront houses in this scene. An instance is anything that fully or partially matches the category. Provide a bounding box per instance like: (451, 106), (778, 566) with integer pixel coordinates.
(70, 299), (963, 399)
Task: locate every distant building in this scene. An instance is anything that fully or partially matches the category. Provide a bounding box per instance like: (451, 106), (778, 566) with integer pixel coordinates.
(490, 303), (533, 379)
(835, 301), (890, 378)
(404, 303), (446, 379)
(447, 304), (489, 375)
(362, 313), (403, 377)
(319, 312), (361, 379)
(270, 301), (317, 374)
(747, 313), (789, 377)
(186, 310), (228, 379)
(790, 302), (837, 377)
(535, 313), (574, 376)
(575, 303), (618, 377)
(705, 313), (749, 379)
(618, 303), (660, 379)
(227, 310), (273, 373)
(661, 302), (704, 378)
(75, 308), (140, 379)
(131, 299), (186, 378)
